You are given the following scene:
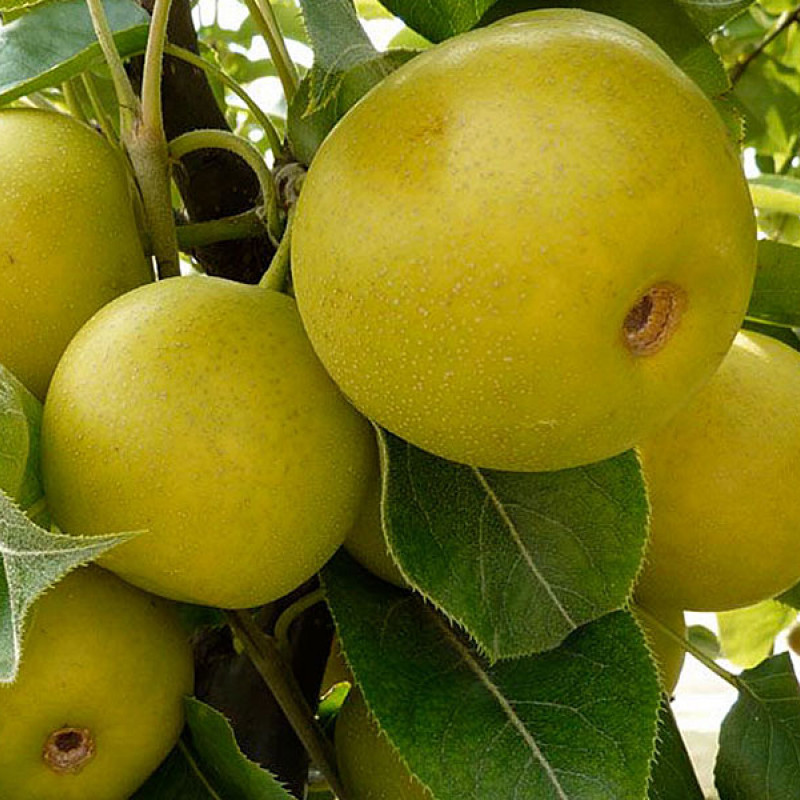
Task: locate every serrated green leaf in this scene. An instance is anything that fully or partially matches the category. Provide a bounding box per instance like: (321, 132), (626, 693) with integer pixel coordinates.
(379, 430), (649, 661)
(715, 654), (800, 799)
(648, 698), (705, 800)
(354, 0), (396, 20)
(717, 600), (796, 668)
(747, 240), (800, 326)
(674, 0), (753, 33)
(380, 0), (497, 42)
(273, 0), (309, 44)
(297, 0), (380, 111)
(322, 551), (661, 800)
(0, 364), (41, 512)
(479, 0), (730, 99)
(0, 0), (150, 107)
(730, 16), (800, 158)
(184, 699), (292, 798)
(0, 489), (137, 682)
(287, 49), (417, 164)
(133, 698), (292, 799)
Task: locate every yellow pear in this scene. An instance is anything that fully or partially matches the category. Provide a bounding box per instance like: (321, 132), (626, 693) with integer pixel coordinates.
(292, 9), (755, 471)
(634, 603), (686, 694)
(0, 109), (152, 399)
(344, 466), (407, 588)
(0, 566), (193, 799)
(41, 277), (375, 608)
(636, 331), (800, 611)
(336, 687), (432, 800)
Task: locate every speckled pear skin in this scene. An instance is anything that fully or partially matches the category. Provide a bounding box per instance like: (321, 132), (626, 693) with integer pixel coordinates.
(636, 331), (800, 612)
(292, 9), (756, 472)
(336, 688), (433, 800)
(41, 277), (375, 608)
(344, 459), (407, 588)
(0, 109), (152, 399)
(634, 602), (686, 694)
(0, 566), (193, 800)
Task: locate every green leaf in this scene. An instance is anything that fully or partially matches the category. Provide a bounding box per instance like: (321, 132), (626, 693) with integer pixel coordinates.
(273, 0), (310, 44)
(0, 0), (47, 12)
(760, 0), (797, 11)
(478, 0), (730, 100)
(379, 0), (497, 42)
(0, 0), (150, 107)
(287, 49), (417, 165)
(730, 16), (800, 158)
(379, 431), (649, 660)
(133, 698), (292, 799)
(778, 579), (800, 609)
(750, 174), (800, 215)
(715, 654), (800, 799)
(648, 698), (705, 800)
(0, 490), (136, 683)
(322, 551), (661, 800)
(674, 0), (753, 33)
(297, 0), (380, 111)
(389, 25), (433, 49)
(747, 240), (800, 326)
(717, 600), (796, 669)
(0, 364), (43, 515)
(741, 319), (800, 351)
(687, 624), (722, 660)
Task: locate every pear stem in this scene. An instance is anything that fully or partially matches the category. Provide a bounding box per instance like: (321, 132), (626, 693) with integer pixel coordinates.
(128, 0), (180, 278)
(176, 208), (267, 251)
(225, 609), (350, 799)
(273, 587), (325, 655)
(169, 129), (283, 245)
(259, 206), (295, 292)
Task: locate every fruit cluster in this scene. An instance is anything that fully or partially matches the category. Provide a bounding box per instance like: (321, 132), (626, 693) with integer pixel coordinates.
(0, 8), (794, 800)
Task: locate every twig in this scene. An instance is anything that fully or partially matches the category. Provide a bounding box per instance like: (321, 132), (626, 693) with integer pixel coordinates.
(730, 6), (800, 86)
(225, 610), (350, 799)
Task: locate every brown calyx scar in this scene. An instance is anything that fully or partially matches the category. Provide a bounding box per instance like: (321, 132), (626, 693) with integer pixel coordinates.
(623, 282), (687, 356)
(43, 727), (96, 774)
